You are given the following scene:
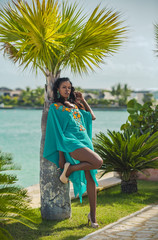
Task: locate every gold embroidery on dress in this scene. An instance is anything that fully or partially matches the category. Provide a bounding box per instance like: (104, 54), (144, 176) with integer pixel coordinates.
(72, 109), (85, 131)
(54, 103), (85, 131)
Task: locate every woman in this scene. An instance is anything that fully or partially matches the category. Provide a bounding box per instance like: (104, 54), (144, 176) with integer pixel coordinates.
(43, 77), (103, 228)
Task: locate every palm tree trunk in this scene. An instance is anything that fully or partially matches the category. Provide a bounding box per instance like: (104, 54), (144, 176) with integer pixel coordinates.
(40, 70), (71, 220)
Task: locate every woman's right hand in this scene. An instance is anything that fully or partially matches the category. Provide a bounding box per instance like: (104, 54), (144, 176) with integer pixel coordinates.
(74, 91), (84, 102)
(59, 151), (66, 169)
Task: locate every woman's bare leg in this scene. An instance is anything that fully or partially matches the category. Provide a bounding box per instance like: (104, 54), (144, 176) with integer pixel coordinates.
(66, 147), (103, 177)
(65, 147), (103, 224)
(85, 170), (97, 223)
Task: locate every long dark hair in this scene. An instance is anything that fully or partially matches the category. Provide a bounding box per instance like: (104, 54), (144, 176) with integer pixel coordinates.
(53, 77), (85, 109)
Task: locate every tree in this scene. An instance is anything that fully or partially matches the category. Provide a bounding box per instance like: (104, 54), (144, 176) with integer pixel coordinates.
(111, 83), (131, 106)
(143, 92), (153, 104)
(0, 95), (11, 105)
(155, 22), (158, 55)
(33, 87), (44, 106)
(120, 84), (132, 105)
(18, 86), (44, 106)
(74, 87), (84, 92)
(111, 83), (122, 101)
(19, 87), (34, 106)
(0, 0), (126, 220)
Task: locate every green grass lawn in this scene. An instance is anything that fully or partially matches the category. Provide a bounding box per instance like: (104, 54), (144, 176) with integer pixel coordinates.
(4, 180), (158, 240)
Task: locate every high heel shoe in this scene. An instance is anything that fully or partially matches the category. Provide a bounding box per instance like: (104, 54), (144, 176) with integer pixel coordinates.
(59, 162), (70, 184)
(88, 213), (99, 228)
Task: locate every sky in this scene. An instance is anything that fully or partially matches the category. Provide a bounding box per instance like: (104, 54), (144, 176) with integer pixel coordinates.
(0, 0), (158, 90)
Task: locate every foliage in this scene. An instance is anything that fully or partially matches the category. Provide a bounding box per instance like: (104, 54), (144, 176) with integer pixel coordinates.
(0, 87), (44, 107)
(0, 95), (11, 105)
(97, 99), (111, 105)
(0, 150), (40, 240)
(75, 87), (84, 93)
(19, 87), (44, 106)
(155, 22), (158, 56)
(0, 0), (127, 76)
(84, 89), (100, 95)
(121, 99), (158, 137)
(87, 98), (99, 105)
(111, 83), (121, 99)
(143, 93), (154, 104)
(87, 98), (110, 105)
(111, 83), (132, 106)
(93, 130), (158, 182)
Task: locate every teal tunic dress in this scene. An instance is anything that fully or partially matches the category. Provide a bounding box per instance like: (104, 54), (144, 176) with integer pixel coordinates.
(43, 103), (98, 203)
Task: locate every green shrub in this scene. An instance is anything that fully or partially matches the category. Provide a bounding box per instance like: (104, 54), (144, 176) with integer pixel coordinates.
(0, 150), (40, 239)
(121, 99), (158, 137)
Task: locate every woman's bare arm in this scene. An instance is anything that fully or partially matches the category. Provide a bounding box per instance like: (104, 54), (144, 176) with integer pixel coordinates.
(59, 151), (66, 169)
(81, 98), (96, 120)
(75, 92), (96, 120)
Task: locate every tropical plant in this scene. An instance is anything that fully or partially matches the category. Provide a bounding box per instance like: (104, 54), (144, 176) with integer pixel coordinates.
(98, 99), (110, 105)
(155, 22), (158, 55)
(33, 87), (45, 106)
(121, 99), (158, 137)
(0, 149), (39, 240)
(93, 130), (158, 194)
(75, 87), (84, 93)
(87, 98), (99, 105)
(10, 96), (19, 106)
(143, 92), (154, 104)
(111, 83), (131, 106)
(0, 95), (11, 105)
(0, 87), (44, 107)
(120, 84), (132, 106)
(18, 86), (44, 106)
(84, 89), (100, 95)
(111, 83), (122, 101)
(86, 98), (111, 106)
(0, 0), (127, 220)
(18, 87), (35, 106)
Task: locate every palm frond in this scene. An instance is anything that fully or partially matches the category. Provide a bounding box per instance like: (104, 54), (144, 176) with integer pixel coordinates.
(93, 130), (158, 181)
(0, 0), (68, 74)
(0, 0), (127, 76)
(0, 226), (13, 240)
(63, 5), (127, 74)
(154, 23), (158, 56)
(0, 150), (40, 239)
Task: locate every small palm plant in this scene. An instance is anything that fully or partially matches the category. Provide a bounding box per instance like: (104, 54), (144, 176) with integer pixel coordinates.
(0, 149), (40, 240)
(93, 131), (158, 194)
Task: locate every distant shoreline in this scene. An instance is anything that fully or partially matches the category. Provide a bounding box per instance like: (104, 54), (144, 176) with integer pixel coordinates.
(0, 106), (43, 110)
(0, 105), (127, 111)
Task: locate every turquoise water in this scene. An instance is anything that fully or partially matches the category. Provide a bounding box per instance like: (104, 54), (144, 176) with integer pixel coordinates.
(0, 109), (128, 188)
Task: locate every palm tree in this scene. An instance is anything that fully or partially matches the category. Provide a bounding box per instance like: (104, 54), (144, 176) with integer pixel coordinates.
(33, 87), (45, 106)
(19, 86), (44, 106)
(155, 23), (158, 55)
(121, 84), (131, 104)
(111, 83), (122, 103)
(93, 130), (158, 194)
(0, 149), (39, 240)
(0, 0), (127, 220)
(143, 93), (153, 104)
(111, 83), (131, 106)
(19, 87), (34, 106)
